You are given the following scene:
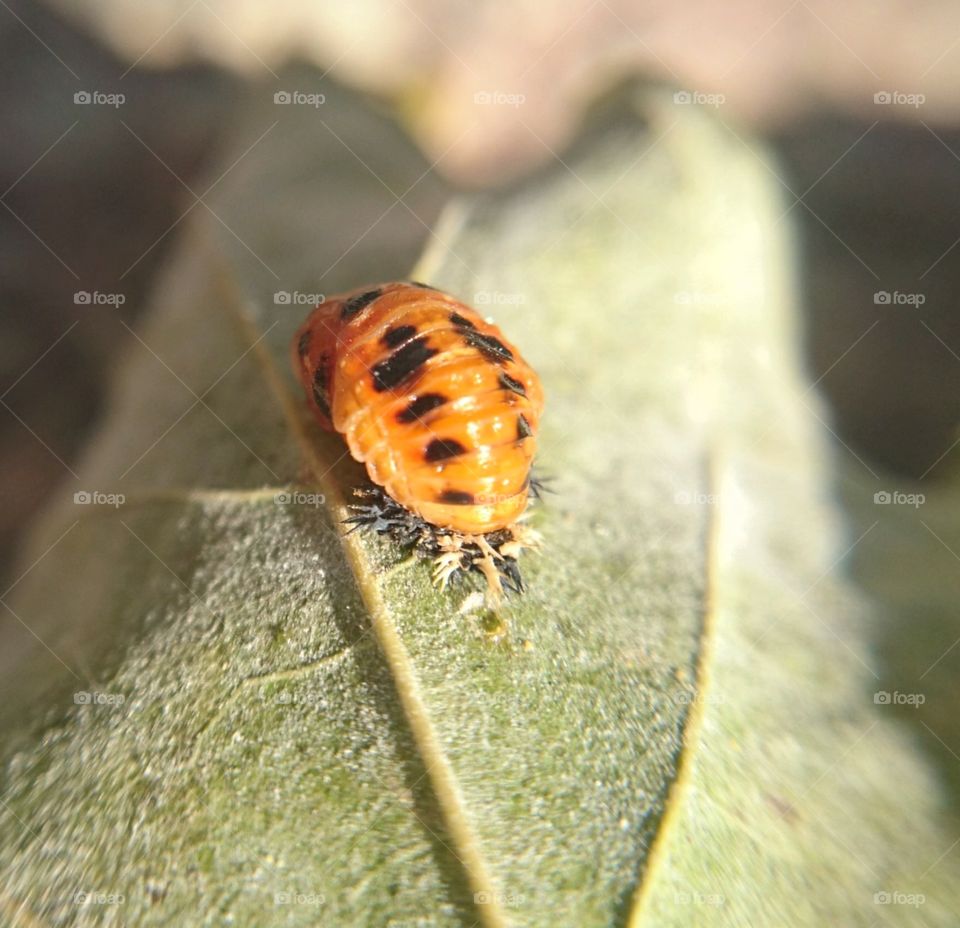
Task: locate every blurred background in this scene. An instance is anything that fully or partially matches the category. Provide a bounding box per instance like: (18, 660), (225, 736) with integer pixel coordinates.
(2, 0), (960, 723)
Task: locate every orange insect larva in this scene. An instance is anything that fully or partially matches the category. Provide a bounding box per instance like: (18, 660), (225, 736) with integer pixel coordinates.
(291, 282), (544, 542)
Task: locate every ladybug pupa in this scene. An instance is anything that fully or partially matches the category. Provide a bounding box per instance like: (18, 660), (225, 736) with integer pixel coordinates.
(290, 281), (545, 595)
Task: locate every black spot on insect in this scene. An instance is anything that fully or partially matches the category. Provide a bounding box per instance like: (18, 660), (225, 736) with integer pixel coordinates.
(438, 488), (475, 505)
(498, 370), (527, 396)
(311, 364), (331, 420)
(450, 312), (477, 330)
(397, 393), (447, 423)
(341, 288), (382, 321)
(381, 324), (417, 349)
(425, 438), (468, 462)
(409, 280), (436, 289)
(465, 330), (513, 364)
(297, 329), (312, 357)
(372, 337), (438, 392)
(516, 414), (533, 440)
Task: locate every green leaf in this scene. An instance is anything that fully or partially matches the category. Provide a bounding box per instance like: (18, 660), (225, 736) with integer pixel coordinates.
(839, 464), (960, 809)
(1, 78), (957, 927)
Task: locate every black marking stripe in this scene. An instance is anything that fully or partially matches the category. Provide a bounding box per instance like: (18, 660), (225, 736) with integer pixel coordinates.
(341, 288), (382, 321)
(499, 370), (527, 396)
(381, 324), (417, 349)
(311, 365), (331, 420)
(438, 488), (475, 505)
(449, 311), (477, 330)
(465, 330), (513, 363)
(425, 438), (468, 462)
(409, 280), (436, 289)
(372, 337), (438, 392)
(516, 413), (533, 440)
(297, 329), (312, 357)
(396, 393), (447, 423)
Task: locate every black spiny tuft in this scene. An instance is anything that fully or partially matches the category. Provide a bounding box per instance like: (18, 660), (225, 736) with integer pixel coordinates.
(527, 469), (553, 500)
(344, 485), (531, 595)
(344, 487), (426, 546)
